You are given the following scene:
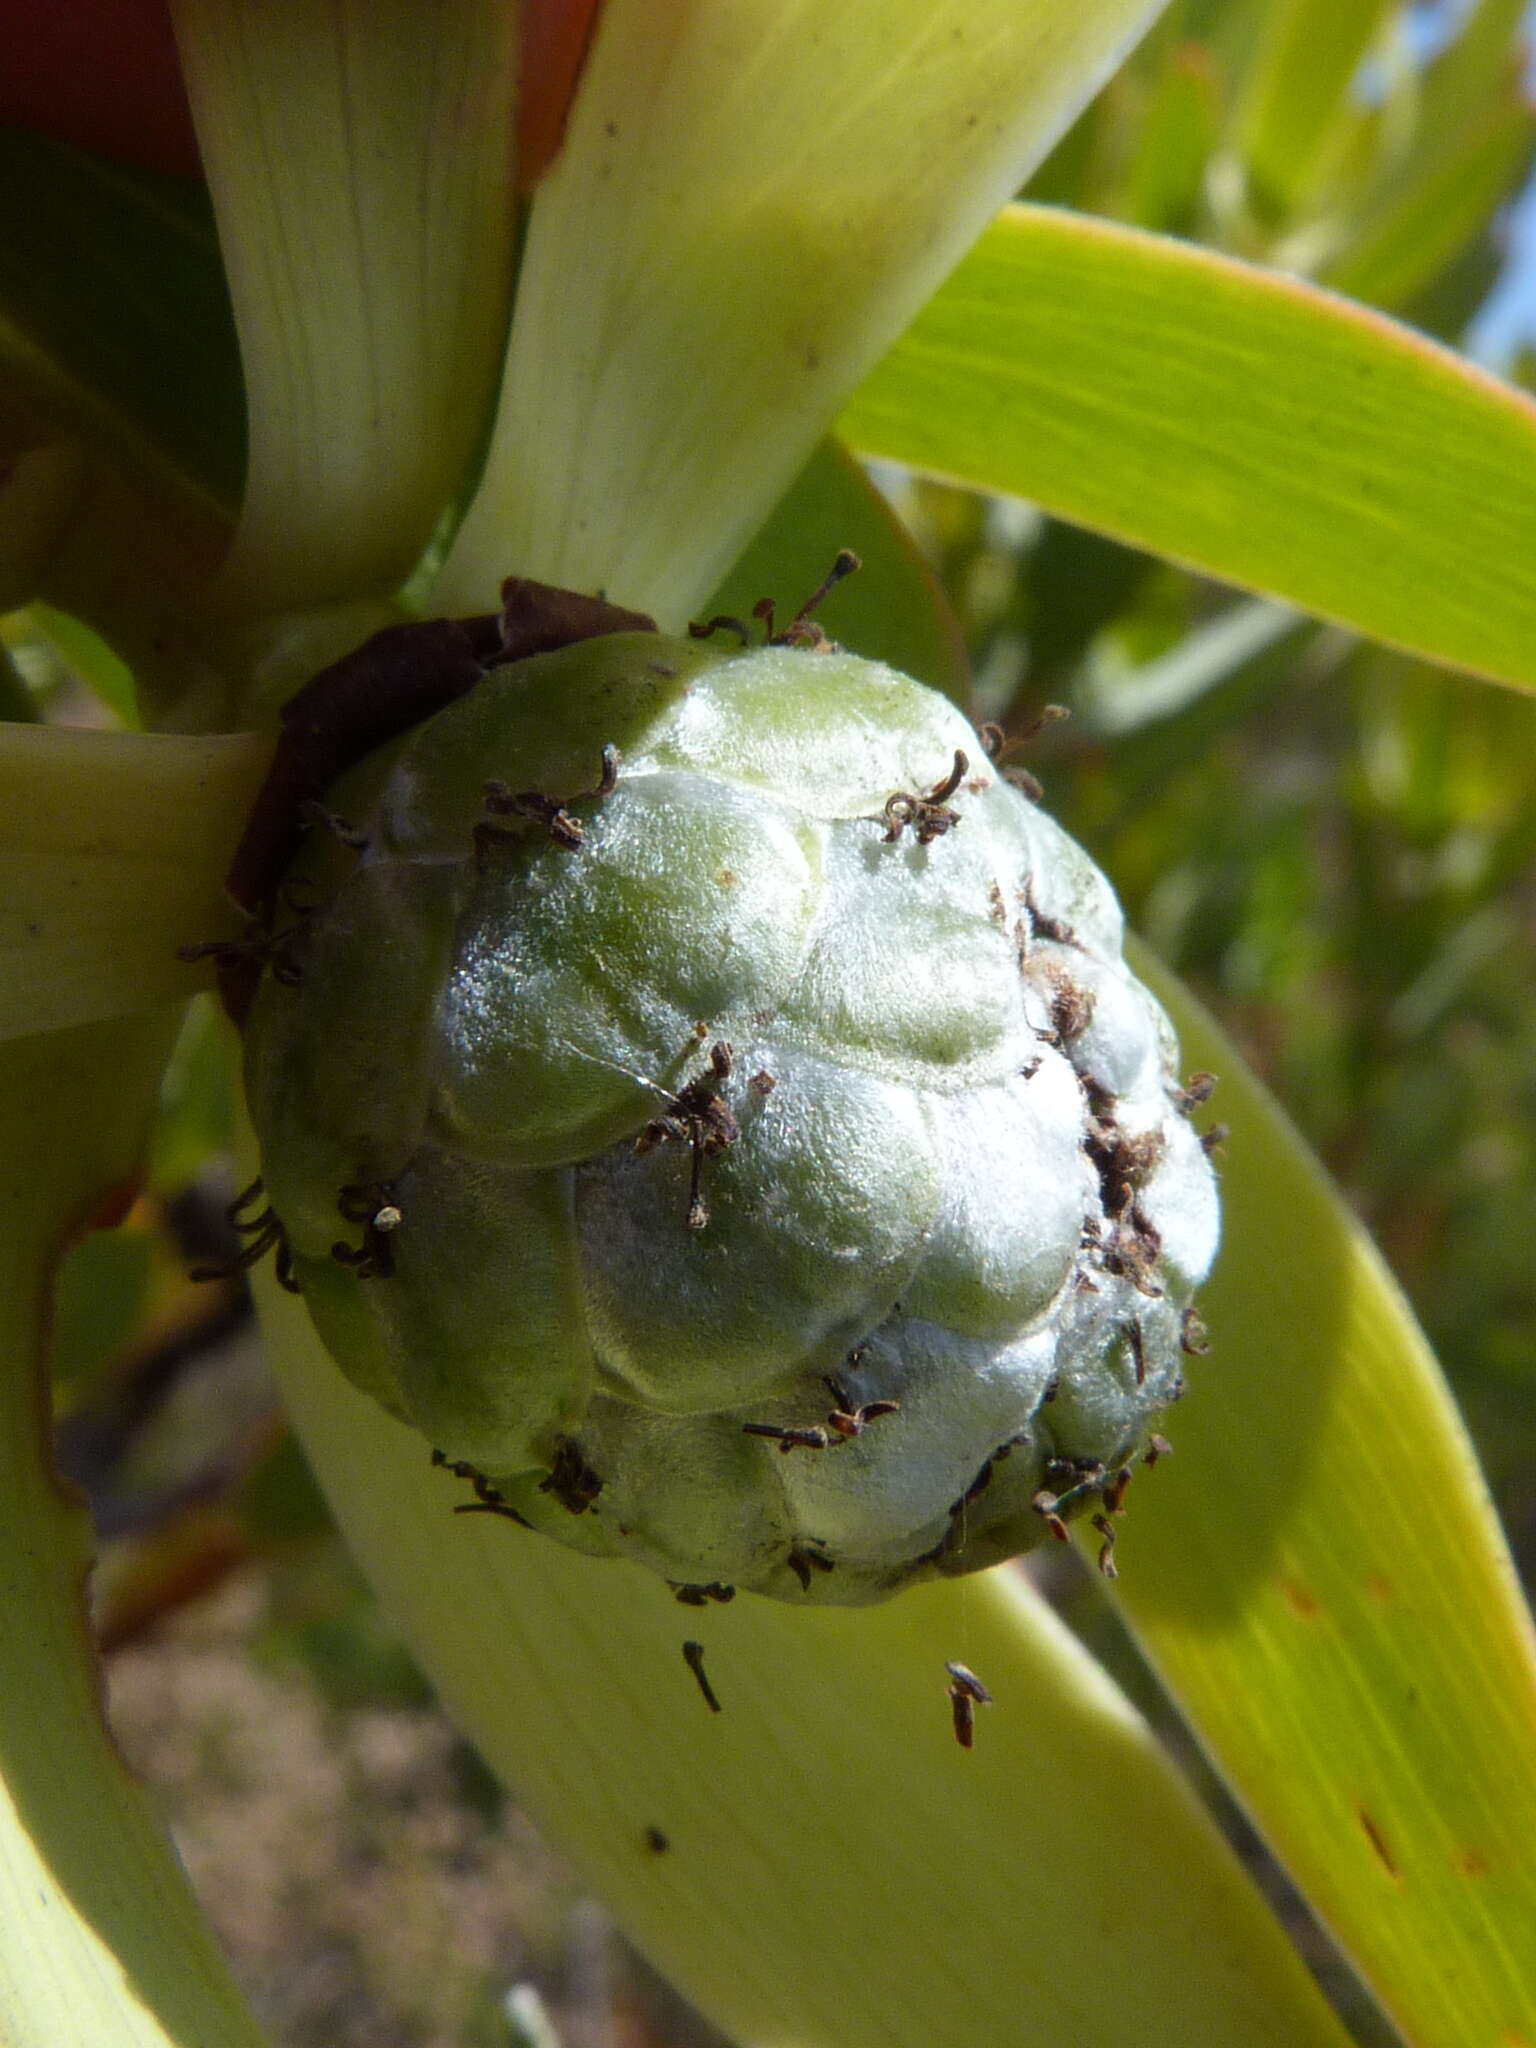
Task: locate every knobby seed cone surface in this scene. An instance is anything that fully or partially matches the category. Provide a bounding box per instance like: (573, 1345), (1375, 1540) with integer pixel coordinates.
(244, 629), (1220, 1604)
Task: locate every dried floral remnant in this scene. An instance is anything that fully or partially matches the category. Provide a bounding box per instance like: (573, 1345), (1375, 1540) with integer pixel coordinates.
(636, 1039), (741, 1230)
(431, 1448), (533, 1527)
(946, 1661), (994, 1750)
(669, 1581), (736, 1607)
(1176, 1071), (1218, 1114)
(477, 744), (620, 856)
(978, 704), (1068, 802)
(331, 1179), (403, 1280)
(539, 1437), (604, 1515)
(880, 750), (968, 845)
(189, 1177), (300, 1294)
(822, 1378), (900, 1439)
(785, 1544), (837, 1591)
(682, 1640), (722, 1713)
(691, 550), (860, 655)
(743, 1421), (831, 1453)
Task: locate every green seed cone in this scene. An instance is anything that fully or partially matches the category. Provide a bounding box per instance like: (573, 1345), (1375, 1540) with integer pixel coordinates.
(244, 629), (1219, 1604)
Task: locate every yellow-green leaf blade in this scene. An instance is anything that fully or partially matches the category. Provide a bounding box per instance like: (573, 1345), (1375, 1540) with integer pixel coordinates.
(258, 1225), (1356, 2048)
(435, 0), (1171, 625)
(0, 438), (82, 613)
(172, 0), (520, 616)
(1417, 0), (1530, 155)
(1230, 0), (1395, 213)
(0, 724), (269, 1040)
(0, 126), (241, 521)
(841, 204), (1536, 692)
(1319, 98), (1536, 314)
(0, 1016), (272, 2048)
(1117, 945), (1536, 2048)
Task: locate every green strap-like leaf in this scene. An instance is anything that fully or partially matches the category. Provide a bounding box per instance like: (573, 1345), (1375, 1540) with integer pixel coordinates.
(1319, 98), (1536, 314)
(0, 1015), (272, 2048)
(0, 723), (270, 1041)
(0, 640), (35, 723)
(0, 437), (82, 613)
(258, 1243), (1354, 2048)
(434, 0), (1173, 625)
(1115, 944), (1536, 2048)
(841, 203), (1536, 691)
(171, 0), (520, 615)
(1416, 0), (1531, 153)
(0, 126), (241, 519)
(1228, 0), (1396, 213)
(0, 131), (236, 687)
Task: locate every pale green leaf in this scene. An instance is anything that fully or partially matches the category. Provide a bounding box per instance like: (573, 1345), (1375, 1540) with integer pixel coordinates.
(0, 134), (235, 686)
(1230, 0), (1396, 214)
(171, 0), (520, 615)
(434, 0), (1172, 625)
(1075, 595), (1306, 737)
(0, 1015), (272, 2048)
(0, 439), (83, 612)
(19, 603), (142, 729)
(1319, 99), (1535, 315)
(0, 639), (36, 721)
(0, 723), (270, 1040)
(841, 203), (1536, 691)
(1309, 0), (1533, 291)
(0, 126), (241, 520)
(1418, 0), (1530, 146)
(1114, 944), (1536, 2048)
(1116, 41), (1222, 235)
(250, 1108), (1354, 2048)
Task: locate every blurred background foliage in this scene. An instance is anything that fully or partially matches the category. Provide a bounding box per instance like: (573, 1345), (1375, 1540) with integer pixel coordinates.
(6, 0), (1536, 2040)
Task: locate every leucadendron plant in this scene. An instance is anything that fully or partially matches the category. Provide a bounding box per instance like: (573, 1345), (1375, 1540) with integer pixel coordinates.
(3, 4), (1536, 2046)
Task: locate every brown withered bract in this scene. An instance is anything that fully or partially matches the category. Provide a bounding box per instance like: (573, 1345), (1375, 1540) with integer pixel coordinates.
(977, 704), (1068, 803)
(1126, 1318), (1148, 1386)
(218, 583), (655, 1021)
